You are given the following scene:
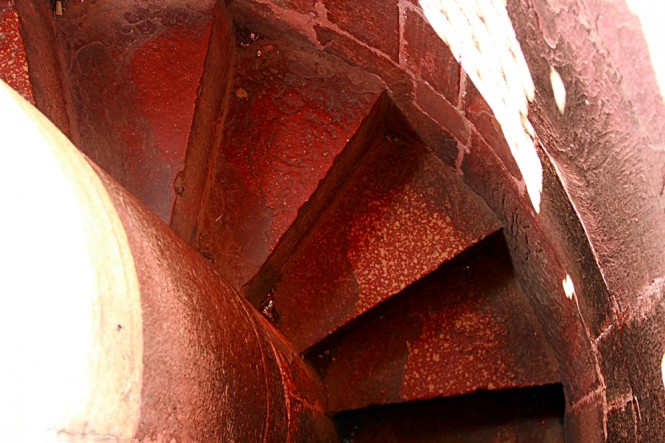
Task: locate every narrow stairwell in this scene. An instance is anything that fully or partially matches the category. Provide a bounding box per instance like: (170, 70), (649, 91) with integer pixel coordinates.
(191, 22), (564, 442)
(306, 233), (560, 413)
(18, 2), (565, 439)
(255, 118), (500, 352)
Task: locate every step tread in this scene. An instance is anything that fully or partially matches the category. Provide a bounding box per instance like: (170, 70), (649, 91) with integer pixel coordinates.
(335, 385), (565, 443)
(197, 32), (383, 289)
(316, 238), (560, 412)
(272, 135), (501, 352)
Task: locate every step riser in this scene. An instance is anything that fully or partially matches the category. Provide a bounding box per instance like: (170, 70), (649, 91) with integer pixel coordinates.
(272, 130), (501, 352)
(245, 93), (394, 305)
(312, 236), (560, 413)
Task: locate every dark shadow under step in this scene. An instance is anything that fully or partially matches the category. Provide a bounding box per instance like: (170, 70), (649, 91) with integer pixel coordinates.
(196, 29), (384, 290)
(335, 384), (565, 443)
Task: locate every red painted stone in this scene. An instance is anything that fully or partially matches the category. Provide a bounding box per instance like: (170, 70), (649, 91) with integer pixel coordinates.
(94, 163), (337, 441)
(170, 4), (234, 244)
(415, 79), (469, 145)
(196, 31), (382, 290)
(0, 1), (34, 103)
(272, 132), (501, 352)
(11, 1), (72, 138)
(322, 0), (400, 62)
(403, 8), (459, 105)
(53, 1), (214, 221)
(315, 236), (560, 412)
(460, 129), (604, 407)
(270, 0), (316, 14)
(130, 26), (209, 165)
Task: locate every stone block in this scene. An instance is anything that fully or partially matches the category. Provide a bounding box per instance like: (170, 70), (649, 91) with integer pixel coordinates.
(271, 0), (316, 14)
(195, 32), (382, 290)
(606, 400), (637, 442)
(319, 238), (559, 412)
(273, 132), (499, 352)
(323, 0), (399, 62)
(403, 8), (459, 105)
(315, 25), (413, 99)
(622, 290), (665, 441)
(596, 329), (632, 408)
(564, 394), (606, 442)
(415, 79), (469, 145)
(463, 79), (521, 180)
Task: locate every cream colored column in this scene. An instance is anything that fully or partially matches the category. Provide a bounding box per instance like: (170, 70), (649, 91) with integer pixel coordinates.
(0, 81), (143, 442)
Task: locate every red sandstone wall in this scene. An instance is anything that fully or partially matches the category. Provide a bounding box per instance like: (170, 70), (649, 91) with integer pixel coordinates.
(230, 0), (665, 440)
(230, 0), (521, 196)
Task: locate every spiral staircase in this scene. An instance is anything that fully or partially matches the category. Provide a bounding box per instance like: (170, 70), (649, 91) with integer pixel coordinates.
(179, 23), (565, 441)
(7, 0), (665, 441)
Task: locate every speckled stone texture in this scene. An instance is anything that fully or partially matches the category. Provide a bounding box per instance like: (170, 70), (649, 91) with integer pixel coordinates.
(0, 1), (34, 102)
(335, 385), (565, 442)
(46, 0), (217, 221)
(314, 235), (559, 412)
(226, 0), (665, 438)
(271, 128), (500, 352)
(12, 0), (665, 439)
(195, 30), (383, 290)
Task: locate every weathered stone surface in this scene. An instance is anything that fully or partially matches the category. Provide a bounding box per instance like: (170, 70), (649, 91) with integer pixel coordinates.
(463, 79), (522, 180)
(335, 385), (565, 442)
(316, 235), (559, 412)
(323, 0), (400, 62)
(583, 0), (665, 146)
(273, 131), (500, 352)
(170, 3), (233, 243)
(0, 85), (337, 441)
(0, 1), (34, 103)
(12, 1), (71, 138)
(195, 31), (382, 290)
(461, 131), (602, 406)
(510, 0), (665, 314)
(415, 79), (469, 145)
(621, 287), (665, 441)
(243, 94), (395, 306)
(13, 0), (665, 439)
(595, 328), (633, 408)
(606, 400), (638, 442)
(100, 166), (338, 442)
(403, 8), (459, 104)
(271, 0), (316, 14)
(564, 392), (606, 443)
(50, 0), (216, 221)
(315, 25), (413, 98)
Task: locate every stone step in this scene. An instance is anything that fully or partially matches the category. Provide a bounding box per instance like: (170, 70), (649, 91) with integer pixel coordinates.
(270, 128), (501, 352)
(36, 0), (222, 221)
(195, 30), (383, 291)
(308, 234), (560, 412)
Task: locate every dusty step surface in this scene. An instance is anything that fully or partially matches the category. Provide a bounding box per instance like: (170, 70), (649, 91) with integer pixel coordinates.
(334, 384), (565, 443)
(308, 234), (560, 413)
(270, 132), (501, 353)
(196, 29), (383, 290)
(0, 2), (34, 103)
